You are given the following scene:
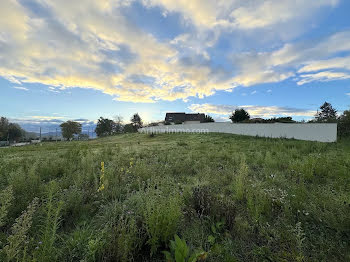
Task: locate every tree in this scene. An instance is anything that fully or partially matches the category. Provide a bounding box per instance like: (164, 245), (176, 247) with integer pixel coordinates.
(0, 117), (24, 142)
(124, 123), (137, 133)
(203, 115), (215, 123)
(315, 102), (337, 122)
(0, 117), (9, 141)
(131, 113), (143, 129)
(60, 121), (82, 140)
(338, 110), (350, 137)
(8, 123), (24, 142)
(230, 109), (250, 123)
(113, 115), (124, 133)
(95, 117), (115, 137)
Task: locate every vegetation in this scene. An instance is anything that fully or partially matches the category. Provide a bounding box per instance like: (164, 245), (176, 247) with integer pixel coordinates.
(229, 109), (250, 123)
(95, 117), (115, 137)
(95, 114), (143, 137)
(131, 113), (143, 129)
(0, 133), (349, 261)
(338, 109), (350, 137)
(203, 115), (215, 123)
(314, 102), (337, 122)
(0, 117), (25, 142)
(60, 121), (82, 140)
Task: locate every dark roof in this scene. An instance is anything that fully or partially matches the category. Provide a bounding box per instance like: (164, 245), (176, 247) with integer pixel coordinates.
(165, 113), (205, 122)
(165, 113), (186, 122)
(185, 113), (205, 122)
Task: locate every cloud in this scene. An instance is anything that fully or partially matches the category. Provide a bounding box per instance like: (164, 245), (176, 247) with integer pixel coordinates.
(189, 103), (316, 118)
(10, 116), (96, 132)
(12, 86), (29, 91)
(230, 0), (338, 29)
(143, 0), (338, 30)
(297, 71), (350, 85)
(229, 31), (350, 87)
(298, 56), (350, 73)
(0, 0), (348, 104)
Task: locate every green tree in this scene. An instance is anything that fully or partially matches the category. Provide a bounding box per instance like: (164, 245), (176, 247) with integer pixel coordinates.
(123, 123), (137, 133)
(130, 113), (143, 129)
(60, 121), (82, 140)
(315, 102), (337, 122)
(8, 123), (24, 142)
(0, 117), (9, 141)
(95, 117), (115, 137)
(338, 109), (350, 137)
(0, 117), (24, 142)
(230, 109), (250, 123)
(203, 115), (215, 123)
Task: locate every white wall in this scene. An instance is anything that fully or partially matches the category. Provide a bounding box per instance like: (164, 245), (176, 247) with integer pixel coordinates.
(184, 121), (200, 124)
(138, 123), (337, 142)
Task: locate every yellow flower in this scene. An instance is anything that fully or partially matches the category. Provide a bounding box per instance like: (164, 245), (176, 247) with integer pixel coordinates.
(97, 184), (105, 192)
(98, 161), (106, 192)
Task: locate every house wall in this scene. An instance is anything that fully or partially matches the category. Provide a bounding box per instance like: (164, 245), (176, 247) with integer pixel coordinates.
(183, 121), (201, 124)
(138, 123), (337, 142)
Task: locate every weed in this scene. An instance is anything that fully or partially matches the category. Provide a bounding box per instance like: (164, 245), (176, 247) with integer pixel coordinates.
(0, 185), (14, 228)
(3, 197), (39, 261)
(163, 235), (207, 262)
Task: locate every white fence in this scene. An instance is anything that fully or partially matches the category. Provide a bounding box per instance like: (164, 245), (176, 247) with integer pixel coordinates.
(138, 123), (337, 142)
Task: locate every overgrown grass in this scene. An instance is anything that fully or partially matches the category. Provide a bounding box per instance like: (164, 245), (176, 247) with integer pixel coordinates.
(0, 133), (349, 261)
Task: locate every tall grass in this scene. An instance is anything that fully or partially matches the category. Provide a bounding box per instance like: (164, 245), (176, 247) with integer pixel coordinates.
(0, 133), (349, 261)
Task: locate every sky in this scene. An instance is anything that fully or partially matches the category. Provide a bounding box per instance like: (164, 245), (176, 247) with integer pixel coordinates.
(1, 0), (350, 132)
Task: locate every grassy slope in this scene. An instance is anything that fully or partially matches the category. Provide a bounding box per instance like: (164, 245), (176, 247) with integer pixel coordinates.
(0, 133), (349, 261)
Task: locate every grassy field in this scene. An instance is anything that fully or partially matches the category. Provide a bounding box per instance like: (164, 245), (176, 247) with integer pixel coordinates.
(0, 133), (350, 261)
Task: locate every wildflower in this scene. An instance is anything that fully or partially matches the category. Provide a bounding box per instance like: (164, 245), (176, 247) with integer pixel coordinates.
(98, 162), (106, 192)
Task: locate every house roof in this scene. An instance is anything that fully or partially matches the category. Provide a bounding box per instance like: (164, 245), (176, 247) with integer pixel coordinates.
(185, 113), (205, 122)
(165, 113), (205, 122)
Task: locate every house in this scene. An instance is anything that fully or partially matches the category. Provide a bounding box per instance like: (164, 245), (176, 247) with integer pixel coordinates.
(165, 113), (205, 124)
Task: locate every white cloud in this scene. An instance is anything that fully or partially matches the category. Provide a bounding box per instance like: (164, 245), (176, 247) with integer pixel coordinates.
(0, 0), (348, 104)
(30, 116), (65, 120)
(230, 0), (338, 29)
(229, 31), (350, 87)
(298, 56), (350, 73)
(12, 86), (29, 91)
(297, 71), (350, 85)
(189, 103), (316, 118)
(143, 0), (338, 30)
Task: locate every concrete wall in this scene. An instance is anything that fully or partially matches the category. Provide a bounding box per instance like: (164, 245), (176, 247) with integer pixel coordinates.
(184, 121), (201, 124)
(139, 123), (337, 142)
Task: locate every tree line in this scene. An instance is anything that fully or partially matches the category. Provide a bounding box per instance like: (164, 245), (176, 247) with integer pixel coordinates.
(59, 113), (143, 140)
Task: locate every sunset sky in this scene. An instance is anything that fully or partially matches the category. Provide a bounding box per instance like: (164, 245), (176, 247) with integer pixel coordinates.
(1, 0), (350, 131)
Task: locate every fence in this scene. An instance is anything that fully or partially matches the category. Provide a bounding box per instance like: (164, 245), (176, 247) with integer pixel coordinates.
(138, 123), (337, 142)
